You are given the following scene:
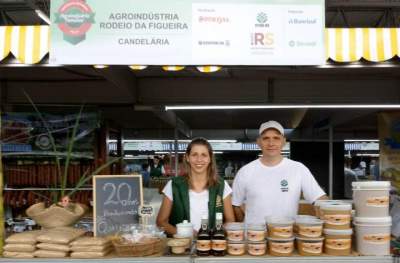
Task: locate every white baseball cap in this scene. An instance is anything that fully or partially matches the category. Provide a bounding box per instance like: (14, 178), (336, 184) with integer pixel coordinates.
(259, 120), (284, 135)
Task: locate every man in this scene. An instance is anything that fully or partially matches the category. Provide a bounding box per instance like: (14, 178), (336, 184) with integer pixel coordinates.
(232, 120), (328, 224)
(148, 156), (165, 177)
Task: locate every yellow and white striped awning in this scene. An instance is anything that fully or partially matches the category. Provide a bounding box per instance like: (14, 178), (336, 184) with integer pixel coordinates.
(2, 26), (400, 65)
(0, 26), (49, 64)
(326, 28), (400, 62)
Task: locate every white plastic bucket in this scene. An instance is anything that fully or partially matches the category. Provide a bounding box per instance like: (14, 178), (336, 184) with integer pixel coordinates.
(323, 228), (353, 256)
(320, 203), (352, 230)
(265, 216), (294, 238)
(352, 181), (390, 217)
(353, 216), (391, 256)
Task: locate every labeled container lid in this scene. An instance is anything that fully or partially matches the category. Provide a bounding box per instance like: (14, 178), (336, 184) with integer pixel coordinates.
(352, 181), (391, 190)
(295, 217), (323, 225)
(296, 236), (324, 242)
(227, 240), (246, 245)
(225, 222), (244, 230)
(246, 223), (266, 231)
(248, 240), (267, 245)
(265, 216), (294, 225)
(313, 200), (343, 207)
(296, 215), (318, 220)
(354, 216), (392, 225)
(267, 237), (295, 242)
(321, 203), (352, 211)
(323, 228), (353, 236)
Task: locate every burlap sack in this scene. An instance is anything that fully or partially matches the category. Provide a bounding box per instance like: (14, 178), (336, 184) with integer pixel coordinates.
(37, 227), (85, 244)
(3, 244), (36, 252)
(3, 251), (34, 258)
(26, 202), (87, 229)
(70, 236), (111, 246)
(37, 243), (70, 252)
(70, 245), (110, 252)
(33, 249), (68, 258)
(70, 249), (111, 258)
(5, 230), (43, 244)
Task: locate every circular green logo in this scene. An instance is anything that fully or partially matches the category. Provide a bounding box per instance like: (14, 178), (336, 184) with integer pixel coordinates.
(280, 180), (288, 187)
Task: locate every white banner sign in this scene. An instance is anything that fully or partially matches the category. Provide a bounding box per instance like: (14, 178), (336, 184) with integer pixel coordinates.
(50, 0), (325, 65)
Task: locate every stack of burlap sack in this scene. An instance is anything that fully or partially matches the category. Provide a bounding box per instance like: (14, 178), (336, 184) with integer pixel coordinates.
(34, 227), (86, 258)
(70, 237), (112, 258)
(3, 227), (112, 258)
(3, 230), (42, 258)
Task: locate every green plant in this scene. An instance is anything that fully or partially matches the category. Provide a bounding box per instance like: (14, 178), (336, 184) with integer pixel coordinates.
(23, 90), (120, 205)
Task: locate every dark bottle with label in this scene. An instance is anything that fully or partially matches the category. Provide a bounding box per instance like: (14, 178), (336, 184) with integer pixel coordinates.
(196, 214), (211, 256)
(211, 212), (226, 256)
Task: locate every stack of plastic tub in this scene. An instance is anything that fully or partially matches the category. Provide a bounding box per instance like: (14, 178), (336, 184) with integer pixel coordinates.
(295, 216), (324, 256)
(352, 181), (391, 256)
(320, 201), (353, 256)
(265, 217), (295, 256)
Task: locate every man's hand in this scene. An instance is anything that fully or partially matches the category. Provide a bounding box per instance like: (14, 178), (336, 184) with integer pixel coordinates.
(233, 205), (245, 222)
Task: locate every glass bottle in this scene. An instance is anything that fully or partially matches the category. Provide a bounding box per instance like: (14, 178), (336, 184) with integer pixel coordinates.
(211, 212), (226, 256)
(196, 214), (211, 256)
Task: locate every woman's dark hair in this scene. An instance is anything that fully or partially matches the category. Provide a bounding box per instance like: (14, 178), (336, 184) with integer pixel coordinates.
(184, 137), (218, 187)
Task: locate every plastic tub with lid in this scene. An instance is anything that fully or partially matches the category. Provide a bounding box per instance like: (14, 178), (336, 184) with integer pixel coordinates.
(247, 240), (266, 256)
(352, 181), (390, 217)
(246, 223), (266, 241)
(265, 216), (294, 238)
(354, 216), (391, 256)
(176, 220), (193, 238)
(296, 236), (324, 256)
(227, 241), (246, 256)
(323, 228), (352, 256)
(225, 222), (245, 241)
(321, 203), (352, 229)
(267, 237), (295, 256)
(313, 200), (343, 219)
(295, 217), (323, 238)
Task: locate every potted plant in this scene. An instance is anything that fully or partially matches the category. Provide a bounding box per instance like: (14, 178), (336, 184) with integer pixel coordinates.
(22, 91), (120, 228)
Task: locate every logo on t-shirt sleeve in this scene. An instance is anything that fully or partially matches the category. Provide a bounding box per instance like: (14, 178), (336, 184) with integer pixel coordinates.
(280, 179), (289, 192)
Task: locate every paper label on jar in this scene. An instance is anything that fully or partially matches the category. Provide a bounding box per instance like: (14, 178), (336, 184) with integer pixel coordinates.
(325, 239), (351, 250)
(227, 243), (245, 255)
(270, 242), (294, 254)
(196, 240), (211, 251)
(323, 214), (351, 225)
(247, 230), (265, 241)
(301, 242), (323, 254)
(298, 226), (322, 238)
(227, 230), (244, 241)
(363, 234), (390, 244)
(248, 243), (266, 255)
(211, 240), (227, 251)
(271, 226), (293, 238)
(366, 196), (389, 207)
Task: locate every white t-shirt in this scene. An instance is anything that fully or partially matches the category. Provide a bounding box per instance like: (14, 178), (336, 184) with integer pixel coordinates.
(232, 158), (325, 224)
(163, 180), (232, 231)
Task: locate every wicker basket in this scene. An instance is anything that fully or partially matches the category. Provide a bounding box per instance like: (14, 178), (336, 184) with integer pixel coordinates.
(112, 237), (166, 257)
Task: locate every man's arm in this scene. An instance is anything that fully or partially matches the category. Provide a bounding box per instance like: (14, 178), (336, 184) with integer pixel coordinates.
(233, 204), (245, 222)
(317, 195), (329, 200)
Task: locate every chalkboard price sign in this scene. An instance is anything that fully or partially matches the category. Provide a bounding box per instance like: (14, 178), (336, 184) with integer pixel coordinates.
(93, 175), (143, 236)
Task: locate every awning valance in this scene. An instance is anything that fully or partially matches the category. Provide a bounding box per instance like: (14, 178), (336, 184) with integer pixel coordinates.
(1, 26), (399, 66)
(326, 28), (400, 62)
(0, 26), (48, 64)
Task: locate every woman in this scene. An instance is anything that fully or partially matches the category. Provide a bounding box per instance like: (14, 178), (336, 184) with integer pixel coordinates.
(156, 138), (235, 235)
